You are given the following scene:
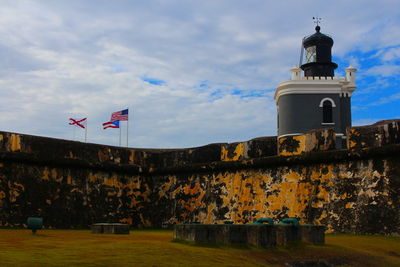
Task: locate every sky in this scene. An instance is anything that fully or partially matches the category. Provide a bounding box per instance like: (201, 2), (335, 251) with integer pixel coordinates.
(0, 0), (399, 148)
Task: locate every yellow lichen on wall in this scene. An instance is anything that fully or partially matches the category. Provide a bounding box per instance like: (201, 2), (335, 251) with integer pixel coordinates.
(267, 182), (306, 218)
(170, 184), (183, 199)
(289, 183), (314, 218)
(120, 218), (133, 225)
(263, 169), (313, 218)
(310, 165), (334, 184)
(67, 174), (73, 185)
(8, 182), (24, 203)
(315, 210), (328, 225)
(195, 190), (206, 208)
(204, 202), (217, 224)
(98, 148), (111, 162)
(9, 134), (21, 152)
(220, 143), (246, 161)
(167, 175), (207, 219)
(103, 175), (120, 187)
(88, 173), (98, 183)
(51, 168), (58, 180)
(139, 214), (152, 227)
(216, 172), (241, 213)
(176, 168), (327, 224)
(129, 150), (135, 164)
(42, 168), (50, 181)
(158, 176), (175, 198)
(278, 135), (306, 156)
(285, 171), (303, 182)
(216, 172), (251, 217)
(312, 185), (330, 208)
(249, 171), (273, 216)
(122, 176), (151, 207)
(347, 128), (360, 149)
(205, 167), (340, 224)
(220, 145), (230, 161)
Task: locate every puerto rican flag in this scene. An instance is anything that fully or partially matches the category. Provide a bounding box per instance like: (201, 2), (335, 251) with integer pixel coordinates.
(69, 118), (87, 129)
(111, 109), (128, 122)
(102, 120), (119, 129)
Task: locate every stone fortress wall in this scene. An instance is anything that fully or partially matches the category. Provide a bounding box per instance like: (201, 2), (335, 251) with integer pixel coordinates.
(0, 120), (399, 234)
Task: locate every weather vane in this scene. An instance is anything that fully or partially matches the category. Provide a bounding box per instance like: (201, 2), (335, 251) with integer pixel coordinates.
(313, 16), (322, 26)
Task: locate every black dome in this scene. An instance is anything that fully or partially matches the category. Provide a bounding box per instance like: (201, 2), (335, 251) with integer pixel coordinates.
(303, 26), (334, 48)
(300, 26), (337, 77)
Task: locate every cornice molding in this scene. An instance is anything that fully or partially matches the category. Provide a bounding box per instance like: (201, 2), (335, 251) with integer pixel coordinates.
(274, 78), (354, 102)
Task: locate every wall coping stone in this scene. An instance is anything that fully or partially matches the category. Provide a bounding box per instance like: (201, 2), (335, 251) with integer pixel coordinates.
(1, 142), (400, 175)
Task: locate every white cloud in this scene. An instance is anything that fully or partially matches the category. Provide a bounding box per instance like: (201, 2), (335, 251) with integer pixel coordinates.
(0, 0), (399, 148)
(368, 93), (400, 106)
(381, 47), (400, 62)
(366, 65), (400, 77)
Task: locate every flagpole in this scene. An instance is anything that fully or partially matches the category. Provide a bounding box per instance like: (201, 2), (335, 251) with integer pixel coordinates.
(126, 107), (129, 147)
(85, 119), (87, 143)
(73, 125), (76, 141)
(119, 123), (122, 147)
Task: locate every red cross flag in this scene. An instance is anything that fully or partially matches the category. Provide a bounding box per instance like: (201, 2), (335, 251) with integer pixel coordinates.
(69, 118), (87, 129)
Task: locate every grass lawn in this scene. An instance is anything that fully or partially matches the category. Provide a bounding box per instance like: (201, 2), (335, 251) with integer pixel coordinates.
(0, 229), (399, 266)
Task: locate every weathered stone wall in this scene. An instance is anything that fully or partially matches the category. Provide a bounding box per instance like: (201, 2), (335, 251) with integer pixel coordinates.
(347, 120), (400, 150)
(0, 121), (399, 234)
(0, 132), (276, 228)
(150, 148), (400, 234)
(0, 161), (153, 228)
(0, 132), (277, 170)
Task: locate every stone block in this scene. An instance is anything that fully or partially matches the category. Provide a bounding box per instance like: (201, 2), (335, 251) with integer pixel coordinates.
(278, 128), (336, 156)
(246, 224), (276, 247)
(113, 223), (130, 234)
(174, 224), (325, 247)
(102, 224), (115, 234)
(91, 223), (129, 234)
(274, 225), (300, 245)
(227, 225), (247, 243)
(299, 225), (325, 244)
(91, 224), (103, 234)
(194, 225), (211, 242)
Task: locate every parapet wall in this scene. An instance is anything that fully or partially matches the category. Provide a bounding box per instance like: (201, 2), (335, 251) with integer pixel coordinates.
(0, 132), (277, 171)
(0, 120), (399, 234)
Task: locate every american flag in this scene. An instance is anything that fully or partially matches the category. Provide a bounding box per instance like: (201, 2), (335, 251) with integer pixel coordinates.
(111, 109), (128, 122)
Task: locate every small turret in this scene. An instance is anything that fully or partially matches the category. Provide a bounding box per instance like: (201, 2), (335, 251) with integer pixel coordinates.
(345, 65), (357, 85)
(300, 26), (338, 77)
(290, 65), (302, 80)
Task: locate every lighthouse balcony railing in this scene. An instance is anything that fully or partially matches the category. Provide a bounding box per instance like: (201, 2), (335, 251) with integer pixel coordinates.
(301, 76), (339, 81)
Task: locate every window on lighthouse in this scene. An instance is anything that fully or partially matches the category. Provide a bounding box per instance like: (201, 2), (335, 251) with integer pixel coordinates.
(322, 100), (333, 123)
(305, 46), (317, 63)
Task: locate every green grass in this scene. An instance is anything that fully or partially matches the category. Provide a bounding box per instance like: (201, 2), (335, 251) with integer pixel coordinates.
(0, 229), (399, 266)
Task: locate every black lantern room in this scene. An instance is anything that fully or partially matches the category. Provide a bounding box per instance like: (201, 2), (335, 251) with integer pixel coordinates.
(300, 26), (338, 77)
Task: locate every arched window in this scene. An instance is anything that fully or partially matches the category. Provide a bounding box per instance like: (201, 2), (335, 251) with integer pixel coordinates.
(322, 101), (333, 123)
(319, 98), (335, 124)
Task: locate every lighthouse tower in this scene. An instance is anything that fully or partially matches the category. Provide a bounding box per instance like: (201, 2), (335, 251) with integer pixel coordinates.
(274, 25), (357, 145)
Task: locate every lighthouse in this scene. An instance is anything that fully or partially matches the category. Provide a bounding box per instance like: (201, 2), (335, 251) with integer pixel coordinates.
(274, 25), (357, 146)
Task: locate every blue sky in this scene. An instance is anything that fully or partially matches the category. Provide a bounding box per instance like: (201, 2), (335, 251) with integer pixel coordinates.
(0, 0), (399, 148)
